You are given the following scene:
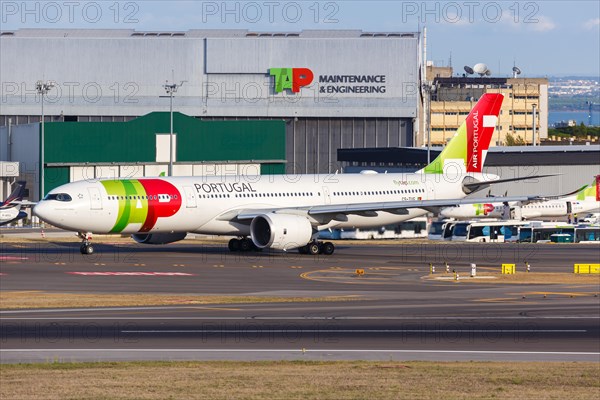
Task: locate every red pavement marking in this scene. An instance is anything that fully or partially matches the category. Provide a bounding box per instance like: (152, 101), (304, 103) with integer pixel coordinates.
(66, 272), (196, 276)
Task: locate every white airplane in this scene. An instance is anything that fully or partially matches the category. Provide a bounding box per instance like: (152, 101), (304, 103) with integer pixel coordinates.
(0, 181), (30, 226)
(440, 176), (600, 220)
(34, 93), (548, 255)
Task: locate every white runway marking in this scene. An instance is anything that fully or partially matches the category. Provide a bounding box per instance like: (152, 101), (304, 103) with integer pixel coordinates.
(2, 349), (599, 356)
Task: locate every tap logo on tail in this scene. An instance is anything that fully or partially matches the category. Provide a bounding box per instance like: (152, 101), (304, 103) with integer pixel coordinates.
(421, 93), (503, 174)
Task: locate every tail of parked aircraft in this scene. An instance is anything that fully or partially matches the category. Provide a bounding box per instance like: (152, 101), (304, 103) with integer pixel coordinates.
(575, 176), (600, 202)
(418, 93), (504, 175)
(0, 181), (26, 209)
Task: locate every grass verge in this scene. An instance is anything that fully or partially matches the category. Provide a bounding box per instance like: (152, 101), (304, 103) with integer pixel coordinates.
(1, 361), (599, 400)
(426, 272), (600, 285)
(0, 291), (360, 310)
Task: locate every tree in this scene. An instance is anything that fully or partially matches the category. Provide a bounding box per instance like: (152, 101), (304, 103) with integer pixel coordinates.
(505, 133), (526, 146)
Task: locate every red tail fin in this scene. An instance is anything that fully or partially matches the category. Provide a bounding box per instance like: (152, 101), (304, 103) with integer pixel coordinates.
(466, 94), (503, 173)
(596, 175), (600, 201)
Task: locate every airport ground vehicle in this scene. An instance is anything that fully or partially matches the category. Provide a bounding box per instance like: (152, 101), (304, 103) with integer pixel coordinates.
(340, 218), (427, 240)
(428, 220), (446, 240)
(581, 213), (600, 224)
(451, 220), (528, 242)
(518, 223), (575, 243)
(574, 226), (600, 243)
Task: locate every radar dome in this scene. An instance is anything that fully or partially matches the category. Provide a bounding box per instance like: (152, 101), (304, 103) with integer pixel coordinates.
(473, 63), (489, 76)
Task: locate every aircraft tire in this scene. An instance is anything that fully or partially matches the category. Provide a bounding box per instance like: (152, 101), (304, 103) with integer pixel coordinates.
(298, 245), (308, 254)
(228, 238), (240, 252)
(308, 242), (320, 255)
(240, 238), (253, 252)
(322, 242), (335, 255)
(80, 244), (94, 255)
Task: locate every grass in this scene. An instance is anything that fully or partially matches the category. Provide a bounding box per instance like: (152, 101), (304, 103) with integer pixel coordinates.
(0, 291), (361, 310)
(0, 361), (599, 399)
(427, 272), (600, 285)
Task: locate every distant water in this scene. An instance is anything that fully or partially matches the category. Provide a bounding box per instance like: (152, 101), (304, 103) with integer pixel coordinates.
(548, 111), (599, 126)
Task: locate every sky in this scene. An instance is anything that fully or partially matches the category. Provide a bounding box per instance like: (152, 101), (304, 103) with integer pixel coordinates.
(1, 0), (599, 77)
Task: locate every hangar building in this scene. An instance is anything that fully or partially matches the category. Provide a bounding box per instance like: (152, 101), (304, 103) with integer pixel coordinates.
(0, 28), (420, 197)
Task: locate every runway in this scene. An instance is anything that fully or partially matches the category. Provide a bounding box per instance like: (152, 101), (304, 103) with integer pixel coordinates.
(1, 238), (599, 363)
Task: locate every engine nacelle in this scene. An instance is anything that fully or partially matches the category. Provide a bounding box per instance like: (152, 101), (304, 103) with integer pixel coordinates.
(250, 213), (313, 251)
(132, 232), (187, 245)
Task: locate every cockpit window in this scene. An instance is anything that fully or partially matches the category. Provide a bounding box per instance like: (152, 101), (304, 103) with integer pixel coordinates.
(44, 193), (72, 202)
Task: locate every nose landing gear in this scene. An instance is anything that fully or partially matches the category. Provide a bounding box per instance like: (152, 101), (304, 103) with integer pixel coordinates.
(78, 232), (94, 255)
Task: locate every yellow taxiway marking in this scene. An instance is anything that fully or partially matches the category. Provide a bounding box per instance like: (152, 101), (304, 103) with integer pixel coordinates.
(133, 263), (146, 267)
(473, 298), (539, 304)
(172, 264), (186, 267)
(300, 270), (402, 285)
(53, 262), (66, 266)
(514, 291), (598, 298)
(1, 290), (42, 294)
(213, 265), (225, 268)
(252, 265), (265, 269)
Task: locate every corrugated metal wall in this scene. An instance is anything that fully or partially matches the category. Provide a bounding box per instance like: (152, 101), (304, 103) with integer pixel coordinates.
(287, 117), (413, 174)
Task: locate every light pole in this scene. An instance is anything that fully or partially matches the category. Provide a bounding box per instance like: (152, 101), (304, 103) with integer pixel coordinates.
(162, 78), (185, 177)
(36, 80), (55, 200)
(532, 103), (537, 146)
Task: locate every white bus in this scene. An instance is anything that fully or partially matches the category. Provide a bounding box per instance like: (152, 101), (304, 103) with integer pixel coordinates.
(340, 218), (428, 240)
(428, 220), (453, 240)
(574, 226), (600, 243)
(452, 220), (528, 242)
(518, 223), (575, 243)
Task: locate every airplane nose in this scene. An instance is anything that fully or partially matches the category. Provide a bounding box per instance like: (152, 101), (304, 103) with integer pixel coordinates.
(33, 202), (51, 222)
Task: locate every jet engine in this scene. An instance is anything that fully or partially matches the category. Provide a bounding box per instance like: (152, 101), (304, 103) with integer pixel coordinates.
(250, 213), (313, 251)
(132, 232), (187, 245)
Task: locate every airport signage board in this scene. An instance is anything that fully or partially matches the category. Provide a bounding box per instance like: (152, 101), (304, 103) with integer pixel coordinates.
(269, 68), (387, 95)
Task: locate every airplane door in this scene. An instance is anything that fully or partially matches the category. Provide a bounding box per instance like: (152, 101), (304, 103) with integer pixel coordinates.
(322, 186), (331, 205)
(184, 186), (197, 208)
(88, 187), (102, 210)
(566, 201), (572, 214)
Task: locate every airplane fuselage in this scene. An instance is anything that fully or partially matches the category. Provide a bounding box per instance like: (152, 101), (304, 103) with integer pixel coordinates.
(34, 172), (471, 236)
(440, 198), (599, 220)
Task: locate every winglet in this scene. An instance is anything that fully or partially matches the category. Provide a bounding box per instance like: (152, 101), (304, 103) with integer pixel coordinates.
(418, 93), (504, 174)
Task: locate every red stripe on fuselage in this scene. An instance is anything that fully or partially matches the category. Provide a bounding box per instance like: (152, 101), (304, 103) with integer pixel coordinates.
(138, 179), (183, 232)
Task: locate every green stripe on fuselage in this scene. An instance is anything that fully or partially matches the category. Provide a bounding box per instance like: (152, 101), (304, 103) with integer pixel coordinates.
(101, 180), (149, 233)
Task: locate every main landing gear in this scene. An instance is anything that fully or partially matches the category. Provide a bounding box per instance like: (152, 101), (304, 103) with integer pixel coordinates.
(298, 240), (335, 256)
(228, 237), (262, 252)
(78, 232), (94, 255)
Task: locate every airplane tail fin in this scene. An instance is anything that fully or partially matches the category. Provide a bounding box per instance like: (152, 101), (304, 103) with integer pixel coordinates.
(0, 181), (26, 208)
(418, 93), (504, 174)
(576, 176), (600, 201)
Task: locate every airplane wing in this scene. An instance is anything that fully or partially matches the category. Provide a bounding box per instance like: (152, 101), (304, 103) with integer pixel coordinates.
(7, 200), (37, 207)
(462, 174), (558, 193)
(517, 184), (588, 205)
(218, 195), (547, 223)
